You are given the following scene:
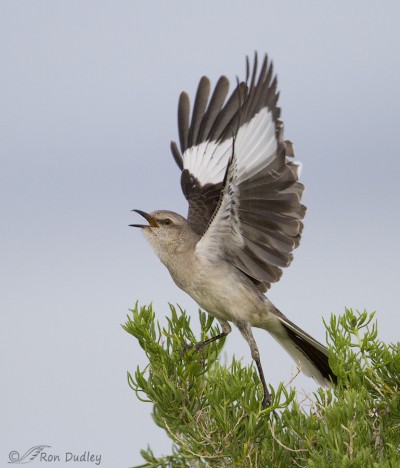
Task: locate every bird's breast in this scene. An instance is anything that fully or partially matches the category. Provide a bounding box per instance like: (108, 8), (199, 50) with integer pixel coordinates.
(168, 254), (261, 323)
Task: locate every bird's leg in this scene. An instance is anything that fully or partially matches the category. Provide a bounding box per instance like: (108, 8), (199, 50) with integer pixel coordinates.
(193, 319), (231, 367)
(236, 320), (271, 408)
(182, 319), (231, 358)
(195, 318), (232, 352)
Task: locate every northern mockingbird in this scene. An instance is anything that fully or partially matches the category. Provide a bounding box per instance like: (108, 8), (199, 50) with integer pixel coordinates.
(132, 53), (336, 407)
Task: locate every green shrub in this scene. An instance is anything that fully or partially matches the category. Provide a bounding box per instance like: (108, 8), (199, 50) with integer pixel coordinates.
(123, 305), (400, 467)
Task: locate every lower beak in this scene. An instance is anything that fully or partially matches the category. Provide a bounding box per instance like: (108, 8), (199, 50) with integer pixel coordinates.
(130, 209), (159, 228)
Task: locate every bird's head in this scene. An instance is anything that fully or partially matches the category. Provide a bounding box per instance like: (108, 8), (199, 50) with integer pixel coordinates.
(130, 209), (195, 258)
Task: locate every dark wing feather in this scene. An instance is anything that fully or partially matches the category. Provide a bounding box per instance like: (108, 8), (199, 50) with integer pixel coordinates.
(187, 76), (210, 148)
(208, 81), (247, 142)
(235, 161), (305, 291)
(180, 169), (223, 235)
(172, 53), (305, 290)
(197, 76), (230, 143)
(177, 92), (190, 154)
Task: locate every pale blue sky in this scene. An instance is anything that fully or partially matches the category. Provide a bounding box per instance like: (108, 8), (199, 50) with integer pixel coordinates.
(1, 1), (399, 466)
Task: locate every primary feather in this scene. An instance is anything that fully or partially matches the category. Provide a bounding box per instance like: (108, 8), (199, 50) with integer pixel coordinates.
(170, 53), (306, 292)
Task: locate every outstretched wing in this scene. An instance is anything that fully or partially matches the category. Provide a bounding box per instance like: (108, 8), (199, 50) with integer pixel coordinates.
(171, 53), (305, 291)
(170, 72), (247, 236)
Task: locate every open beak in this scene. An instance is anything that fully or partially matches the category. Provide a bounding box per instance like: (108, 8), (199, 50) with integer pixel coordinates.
(130, 209), (159, 228)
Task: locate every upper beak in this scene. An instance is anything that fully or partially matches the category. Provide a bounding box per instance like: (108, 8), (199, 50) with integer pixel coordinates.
(130, 209), (159, 228)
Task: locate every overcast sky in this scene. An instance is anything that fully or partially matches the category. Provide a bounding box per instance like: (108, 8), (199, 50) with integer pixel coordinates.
(1, 1), (400, 466)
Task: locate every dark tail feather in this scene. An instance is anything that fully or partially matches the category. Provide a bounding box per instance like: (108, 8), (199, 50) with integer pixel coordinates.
(283, 325), (337, 385)
(266, 310), (337, 386)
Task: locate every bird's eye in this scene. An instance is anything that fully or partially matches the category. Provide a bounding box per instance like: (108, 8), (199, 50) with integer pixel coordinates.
(164, 218), (172, 225)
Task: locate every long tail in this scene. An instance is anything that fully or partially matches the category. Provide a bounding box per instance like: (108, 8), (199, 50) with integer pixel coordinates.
(267, 311), (337, 386)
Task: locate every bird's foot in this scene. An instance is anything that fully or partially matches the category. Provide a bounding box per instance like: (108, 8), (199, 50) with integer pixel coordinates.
(180, 341), (206, 367)
(180, 342), (194, 355)
(261, 389), (272, 409)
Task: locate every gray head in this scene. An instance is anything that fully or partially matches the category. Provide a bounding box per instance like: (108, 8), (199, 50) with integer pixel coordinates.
(130, 209), (198, 259)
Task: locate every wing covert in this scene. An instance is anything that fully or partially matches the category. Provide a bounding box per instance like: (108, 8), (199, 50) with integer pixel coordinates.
(171, 53), (306, 291)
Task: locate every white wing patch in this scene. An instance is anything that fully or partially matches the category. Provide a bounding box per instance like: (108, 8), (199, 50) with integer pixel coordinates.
(183, 107), (277, 188)
(190, 107), (278, 261)
(183, 138), (232, 187)
(195, 158), (244, 260)
(235, 107), (277, 183)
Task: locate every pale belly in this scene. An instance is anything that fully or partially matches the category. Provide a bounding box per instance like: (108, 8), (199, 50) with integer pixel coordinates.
(169, 258), (264, 324)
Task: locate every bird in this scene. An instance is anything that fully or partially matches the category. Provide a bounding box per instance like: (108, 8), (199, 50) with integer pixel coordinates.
(131, 53), (336, 407)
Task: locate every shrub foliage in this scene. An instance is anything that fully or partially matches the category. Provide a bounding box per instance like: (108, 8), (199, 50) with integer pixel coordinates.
(123, 304), (400, 467)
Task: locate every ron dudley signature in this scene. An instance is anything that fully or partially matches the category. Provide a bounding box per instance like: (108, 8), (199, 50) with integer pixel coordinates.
(8, 445), (102, 465)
